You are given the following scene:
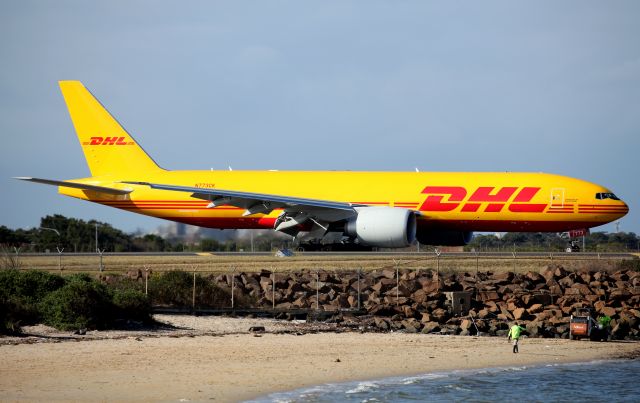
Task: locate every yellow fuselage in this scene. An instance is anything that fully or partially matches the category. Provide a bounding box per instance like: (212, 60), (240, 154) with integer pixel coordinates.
(60, 170), (628, 233)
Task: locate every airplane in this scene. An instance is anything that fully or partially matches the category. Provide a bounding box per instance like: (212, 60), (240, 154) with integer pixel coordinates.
(16, 81), (629, 248)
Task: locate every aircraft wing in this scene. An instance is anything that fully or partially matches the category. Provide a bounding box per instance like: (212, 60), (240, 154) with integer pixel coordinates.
(14, 177), (133, 195)
(124, 181), (358, 236)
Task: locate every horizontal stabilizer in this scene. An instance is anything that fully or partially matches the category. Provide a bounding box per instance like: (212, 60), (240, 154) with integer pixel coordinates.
(14, 177), (133, 195)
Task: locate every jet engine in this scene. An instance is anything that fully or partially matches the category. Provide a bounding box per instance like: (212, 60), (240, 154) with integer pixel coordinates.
(345, 207), (416, 248)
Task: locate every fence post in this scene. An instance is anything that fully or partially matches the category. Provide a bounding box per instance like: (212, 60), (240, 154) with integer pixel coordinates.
(512, 251), (517, 273)
(13, 247), (21, 269)
(316, 270), (320, 311)
(272, 268), (276, 311)
(357, 268), (361, 311)
(56, 247), (64, 275)
(192, 270), (196, 312)
(474, 250), (479, 299)
(144, 266), (149, 295)
(434, 248), (441, 292)
(395, 260), (399, 307)
(231, 267), (236, 310)
(97, 248), (105, 272)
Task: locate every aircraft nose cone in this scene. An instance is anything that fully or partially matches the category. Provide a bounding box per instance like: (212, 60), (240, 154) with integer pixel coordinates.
(621, 201), (630, 215)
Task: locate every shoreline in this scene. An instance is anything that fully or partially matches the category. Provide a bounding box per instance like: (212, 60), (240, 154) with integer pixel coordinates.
(1, 317), (638, 402)
(252, 357), (640, 402)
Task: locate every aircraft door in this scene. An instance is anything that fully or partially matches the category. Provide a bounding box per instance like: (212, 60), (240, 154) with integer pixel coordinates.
(550, 188), (565, 207)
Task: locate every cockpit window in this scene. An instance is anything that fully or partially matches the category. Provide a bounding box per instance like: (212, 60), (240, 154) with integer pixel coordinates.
(595, 192), (620, 200)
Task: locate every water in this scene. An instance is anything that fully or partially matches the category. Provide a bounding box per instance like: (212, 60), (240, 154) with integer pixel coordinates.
(247, 359), (640, 402)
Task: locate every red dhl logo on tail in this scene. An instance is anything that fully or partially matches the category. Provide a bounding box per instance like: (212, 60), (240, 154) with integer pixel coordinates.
(419, 186), (546, 213)
(82, 136), (134, 146)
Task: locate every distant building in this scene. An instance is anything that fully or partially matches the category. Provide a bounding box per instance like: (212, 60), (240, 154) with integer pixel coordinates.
(176, 223), (186, 237)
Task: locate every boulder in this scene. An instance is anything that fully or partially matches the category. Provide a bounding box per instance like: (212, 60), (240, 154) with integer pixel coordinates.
(526, 321), (542, 337)
(260, 277), (273, 293)
(491, 271), (514, 284)
(612, 322), (630, 340)
(477, 309), (490, 319)
(401, 305), (415, 319)
(527, 304), (544, 314)
(347, 295), (359, 308)
(421, 321), (440, 334)
(401, 318), (421, 333)
(372, 278), (396, 293)
(275, 302), (293, 310)
(374, 317), (390, 331)
(431, 308), (449, 323)
(525, 271), (544, 283)
(579, 272), (592, 284)
(419, 279), (442, 294)
(349, 279), (370, 293)
(241, 274), (260, 290)
(554, 266), (569, 279)
(381, 269), (396, 279)
(540, 267), (555, 282)
(292, 296), (309, 308)
(610, 289), (632, 300)
(497, 313), (512, 321)
(558, 276), (575, 289)
(412, 289), (429, 304)
(619, 310), (638, 329)
(512, 308), (528, 321)
(485, 301), (499, 313)
(420, 312), (433, 323)
(478, 291), (500, 302)
(398, 280), (419, 295)
(600, 306), (617, 317)
(383, 295), (409, 306)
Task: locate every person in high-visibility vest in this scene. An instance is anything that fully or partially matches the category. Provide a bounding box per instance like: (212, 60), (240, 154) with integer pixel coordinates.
(508, 322), (526, 353)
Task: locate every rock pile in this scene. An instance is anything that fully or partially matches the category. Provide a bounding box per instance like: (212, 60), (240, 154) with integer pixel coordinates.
(210, 265), (639, 340)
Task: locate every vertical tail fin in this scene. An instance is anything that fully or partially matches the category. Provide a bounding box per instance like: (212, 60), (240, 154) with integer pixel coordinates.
(59, 81), (163, 177)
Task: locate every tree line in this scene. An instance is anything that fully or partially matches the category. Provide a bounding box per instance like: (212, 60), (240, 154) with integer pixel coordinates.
(0, 215), (284, 253)
(464, 231), (639, 253)
(1, 214), (638, 253)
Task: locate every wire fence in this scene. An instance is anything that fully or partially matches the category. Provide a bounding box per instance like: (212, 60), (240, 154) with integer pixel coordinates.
(4, 250), (635, 274)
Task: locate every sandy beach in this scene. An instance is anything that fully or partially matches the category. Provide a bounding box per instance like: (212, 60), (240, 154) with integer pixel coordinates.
(1, 316), (638, 402)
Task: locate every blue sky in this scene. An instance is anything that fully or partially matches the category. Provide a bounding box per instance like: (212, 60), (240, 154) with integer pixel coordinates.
(1, 1), (638, 234)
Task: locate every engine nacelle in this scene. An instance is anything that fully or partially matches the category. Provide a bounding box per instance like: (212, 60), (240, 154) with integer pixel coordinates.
(345, 207), (416, 248)
(416, 230), (473, 246)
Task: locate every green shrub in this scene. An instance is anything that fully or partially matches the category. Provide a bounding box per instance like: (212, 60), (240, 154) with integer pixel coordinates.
(149, 270), (232, 308)
(65, 272), (94, 284)
(112, 289), (151, 321)
(102, 274), (145, 293)
(0, 270), (153, 333)
(0, 295), (30, 334)
(0, 269), (65, 329)
(0, 269), (65, 302)
(39, 280), (114, 330)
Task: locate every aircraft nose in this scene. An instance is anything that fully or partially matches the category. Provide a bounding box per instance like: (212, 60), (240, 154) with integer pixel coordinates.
(620, 201), (630, 216)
